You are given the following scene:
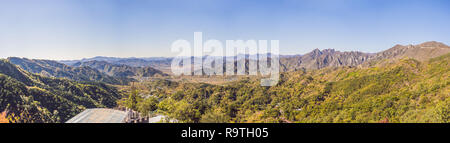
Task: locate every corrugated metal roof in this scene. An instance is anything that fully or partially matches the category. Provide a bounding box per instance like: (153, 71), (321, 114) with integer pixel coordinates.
(66, 108), (128, 123)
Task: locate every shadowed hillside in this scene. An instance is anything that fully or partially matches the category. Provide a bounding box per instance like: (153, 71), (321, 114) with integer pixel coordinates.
(73, 60), (167, 78)
(8, 57), (132, 85)
(0, 59), (124, 123)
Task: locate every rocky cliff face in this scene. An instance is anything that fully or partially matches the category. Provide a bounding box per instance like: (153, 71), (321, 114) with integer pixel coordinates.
(280, 41), (450, 72)
(280, 49), (371, 71)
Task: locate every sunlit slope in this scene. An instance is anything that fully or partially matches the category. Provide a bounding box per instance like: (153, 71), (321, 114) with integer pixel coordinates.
(141, 53), (449, 123)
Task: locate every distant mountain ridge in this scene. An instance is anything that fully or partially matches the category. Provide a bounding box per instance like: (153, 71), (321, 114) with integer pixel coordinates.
(281, 41), (450, 71)
(60, 41), (450, 74)
(280, 49), (372, 72)
(7, 57), (132, 85)
(72, 60), (168, 77)
(61, 57), (173, 73)
(372, 41), (450, 62)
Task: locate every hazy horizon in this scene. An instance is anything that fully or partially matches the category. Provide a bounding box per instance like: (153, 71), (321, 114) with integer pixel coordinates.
(1, 0), (450, 60)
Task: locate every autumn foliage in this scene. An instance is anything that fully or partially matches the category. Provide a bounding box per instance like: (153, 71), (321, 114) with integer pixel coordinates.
(0, 111), (9, 123)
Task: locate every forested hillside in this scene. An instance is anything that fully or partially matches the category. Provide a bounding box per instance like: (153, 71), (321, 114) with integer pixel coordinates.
(124, 53), (449, 123)
(61, 56), (174, 73)
(72, 60), (167, 78)
(0, 59), (123, 123)
(2, 42), (449, 123)
(8, 57), (132, 85)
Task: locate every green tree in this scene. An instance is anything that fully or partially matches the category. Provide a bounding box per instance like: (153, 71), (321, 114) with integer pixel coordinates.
(200, 107), (230, 123)
(435, 99), (450, 123)
(138, 97), (159, 116)
(126, 89), (141, 111)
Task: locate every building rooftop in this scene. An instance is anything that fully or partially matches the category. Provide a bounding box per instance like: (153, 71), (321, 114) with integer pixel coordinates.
(66, 108), (128, 123)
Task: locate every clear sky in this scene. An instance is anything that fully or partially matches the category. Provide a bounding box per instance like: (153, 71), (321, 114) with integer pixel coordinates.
(0, 0), (449, 60)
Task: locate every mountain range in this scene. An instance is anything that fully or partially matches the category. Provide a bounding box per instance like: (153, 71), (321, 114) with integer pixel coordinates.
(72, 60), (168, 78)
(8, 57), (169, 85)
(370, 41), (450, 62)
(7, 57), (131, 85)
(5, 41), (449, 81)
(61, 57), (173, 73)
(60, 41), (450, 74)
(0, 59), (122, 122)
(1, 41), (449, 123)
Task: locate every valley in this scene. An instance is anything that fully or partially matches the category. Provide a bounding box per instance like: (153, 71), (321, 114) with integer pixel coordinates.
(0, 41), (449, 123)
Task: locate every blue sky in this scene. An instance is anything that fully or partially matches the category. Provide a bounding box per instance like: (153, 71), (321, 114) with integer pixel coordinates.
(0, 0), (449, 60)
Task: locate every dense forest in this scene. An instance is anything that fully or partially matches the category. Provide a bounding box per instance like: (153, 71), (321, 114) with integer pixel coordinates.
(122, 53), (449, 123)
(0, 59), (123, 123)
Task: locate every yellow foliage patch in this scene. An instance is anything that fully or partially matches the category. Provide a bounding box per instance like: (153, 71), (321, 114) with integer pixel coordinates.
(0, 112), (9, 123)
